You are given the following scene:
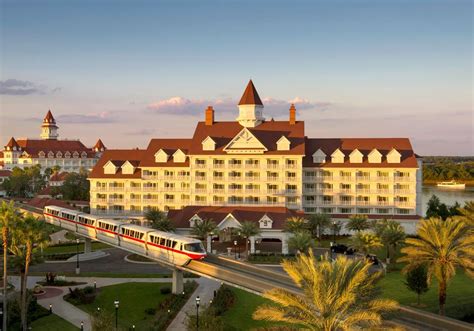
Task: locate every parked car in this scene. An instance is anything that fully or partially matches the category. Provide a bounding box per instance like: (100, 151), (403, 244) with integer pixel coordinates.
(366, 254), (380, 265)
(330, 244), (356, 255)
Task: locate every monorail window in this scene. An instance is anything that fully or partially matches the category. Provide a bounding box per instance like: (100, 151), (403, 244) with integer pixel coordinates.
(160, 238), (166, 246)
(172, 241), (177, 248)
(184, 243), (205, 253)
(151, 236), (160, 244)
(166, 239), (171, 247)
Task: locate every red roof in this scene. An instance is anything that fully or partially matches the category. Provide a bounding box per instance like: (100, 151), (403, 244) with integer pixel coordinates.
(93, 139), (106, 151)
(43, 110), (56, 124)
(0, 170), (11, 177)
(238, 80), (263, 106)
(303, 138), (418, 168)
(50, 172), (69, 182)
(88, 149), (146, 179)
(139, 139), (192, 167)
(27, 197), (75, 210)
(331, 214), (422, 221)
(168, 206), (304, 229)
(5, 137), (20, 149)
(14, 139), (94, 158)
(189, 120), (305, 155)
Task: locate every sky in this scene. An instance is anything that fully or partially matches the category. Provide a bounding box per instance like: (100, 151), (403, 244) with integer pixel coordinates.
(0, 0), (472, 155)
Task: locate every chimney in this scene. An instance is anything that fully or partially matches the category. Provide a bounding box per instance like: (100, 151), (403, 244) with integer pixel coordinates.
(205, 106), (214, 126)
(289, 104), (296, 125)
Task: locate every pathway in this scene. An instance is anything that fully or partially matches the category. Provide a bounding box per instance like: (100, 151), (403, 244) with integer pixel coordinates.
(167, 278), (221, 331)
(49, 229), (69, 245)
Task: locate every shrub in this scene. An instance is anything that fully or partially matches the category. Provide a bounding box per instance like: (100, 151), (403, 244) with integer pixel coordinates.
(82, 285), (96, 294)
(66, 286), (97, 305)
(211, 285), (235, 315)
(186, 308), (226, 331)
(145, 307), (156, 315)
(160, 286), (172, 295)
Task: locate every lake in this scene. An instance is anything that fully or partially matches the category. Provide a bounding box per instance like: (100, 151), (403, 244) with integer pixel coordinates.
(422, 185), (474, 216)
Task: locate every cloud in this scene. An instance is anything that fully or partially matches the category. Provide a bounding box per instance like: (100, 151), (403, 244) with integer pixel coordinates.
(147, 96), (330, 116)
(125, 128), (156, 136)
(57, 112), (117, 124)
(0, 79), (61, 95)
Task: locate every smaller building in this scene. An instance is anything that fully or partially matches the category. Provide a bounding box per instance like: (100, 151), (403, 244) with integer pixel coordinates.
(168, 206), (305, 254)
(0, 169), (12, 197)
(1, 110), (106, 173)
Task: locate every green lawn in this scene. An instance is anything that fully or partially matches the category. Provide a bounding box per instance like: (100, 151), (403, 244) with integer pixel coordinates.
(76, 282), (172, 329)
(222, 288), (299, 330)
(29, 271), (196, 278)
(43, 242), (111, 254)
(380, 271), (474, 320)
(30, 314), (79, 331)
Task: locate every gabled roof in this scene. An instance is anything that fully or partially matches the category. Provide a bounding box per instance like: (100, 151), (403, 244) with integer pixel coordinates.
(304, 138), (418, 168)
(167, 206), (304, 229)
(43, 110), (56, 123)
(93, 139), (106, 150)
(50, 171), (69, 182)
(0, 169), (12, 177)
(5, 137), (20, 149)
(139, 139), (192, 167)
(89, 149), (146, 178)
(238, 80), (263, 106)
(9, 139), (95, 157)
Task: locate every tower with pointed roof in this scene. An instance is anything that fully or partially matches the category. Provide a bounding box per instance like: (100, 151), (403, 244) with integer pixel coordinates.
(237, 80), (265, 128)
(40, 110), (59, 140)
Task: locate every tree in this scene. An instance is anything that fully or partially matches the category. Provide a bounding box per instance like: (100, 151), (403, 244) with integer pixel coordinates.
(425, 195), (458, 220)
(60, 170), (90, 201)
(253, 251), (398, 330)
(0, 201), (21, 331)
(239, 221), (261, 256)
(288, 231), (313, 254)
(397, 217), (474, 315)
(284, 216), (307, 234)
(145, 209), (174, 232)
(405, 265), (429, 306)
(307, 213), (331, 244)
(372, 219), (406, 264)
(191, 218), (217, 240)
(457, 201), (474, 226)
(346, 214), (370, 233)
(1, 165), (47, 198)
(351, 232), (383, 255)
(10, 214), (49, 330)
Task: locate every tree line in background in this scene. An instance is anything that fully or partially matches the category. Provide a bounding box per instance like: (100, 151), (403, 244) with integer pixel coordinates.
(1, 165), (90, 201)
(423, 158), (474, 182)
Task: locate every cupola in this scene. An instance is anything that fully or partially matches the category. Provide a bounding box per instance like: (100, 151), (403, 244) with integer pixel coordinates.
(236, 80), (264, 128)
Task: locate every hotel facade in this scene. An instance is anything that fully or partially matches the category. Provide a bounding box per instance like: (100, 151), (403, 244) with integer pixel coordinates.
(88, 81), (422, 240)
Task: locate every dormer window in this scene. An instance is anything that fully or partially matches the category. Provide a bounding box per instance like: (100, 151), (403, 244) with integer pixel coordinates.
(38, 151), (45, 158)
(259, 215), (273, 229)
(73, 151), (79, 158)
(47, 151), (54, 158)
(155, 149), (168, 163)
(121, 161), (136, 175)
(189, 215), (202, 227)
(277, 136), (291, 151)
(56, 151), (63, 158)
(64, 151), (71, 158)
(103, 160), (118, 174)
(81, 152), (87, 158)
(387, 148), (401, 163)
(368, 149), (382, 163)
(173, 149), (186, 163)
(349, 149), (363, 163)
(202, 136), (216, 151)
(312, 149), (326, 163)
(331, 149), (345, 163)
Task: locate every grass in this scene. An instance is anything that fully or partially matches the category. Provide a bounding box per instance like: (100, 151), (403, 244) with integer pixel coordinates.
(43, 242), (111, 254)
(380, 270), (474, 320)
(127, 253), (155, 262)
(30, 313), (79, 331)
(75, 282), (172, 329)
(29, 271), (176, 278)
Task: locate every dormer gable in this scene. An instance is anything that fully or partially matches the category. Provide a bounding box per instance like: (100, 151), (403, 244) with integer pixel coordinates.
(103, 160), (118, 174)
(258, 214), (273, 229)
(189, 214), (203, 227)
(312, 149), (326, 163)
(121, 161), (136, 175)
(56, 151), (63, 158)
(368, 149), (382, 163)
(276, 136), (291, 151)
(223, 128), (267, 154)
(64, 151), (71, 158)
(331, 148), (345, 163)
(154, 149), (168, 163)
(80, 151), (87, 158)
(387, 148), (401, 163)
(38, 151), (45, 158)
(173, 149), (186, 163)
(202, 136), (216, 151)
(47, 151), (55, 158)
(349, 149), (363, 163)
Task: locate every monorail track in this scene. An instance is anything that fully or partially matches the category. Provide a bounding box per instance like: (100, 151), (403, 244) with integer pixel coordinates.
(6, 200), (473, 331)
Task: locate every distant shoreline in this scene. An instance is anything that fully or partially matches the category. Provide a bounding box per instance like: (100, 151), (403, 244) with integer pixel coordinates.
(423, 180), (474, 187)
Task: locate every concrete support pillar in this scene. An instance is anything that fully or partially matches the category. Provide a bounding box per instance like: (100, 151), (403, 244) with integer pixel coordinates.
(206, 235), (212, 253)
(172, 269), (184, 295)
(84, 238), (92, 254)
(250, 236), (256, 254)
(282, 235), (289, 255)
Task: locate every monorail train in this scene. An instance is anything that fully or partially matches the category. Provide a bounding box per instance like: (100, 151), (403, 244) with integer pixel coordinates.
(43, 205), (206, 266)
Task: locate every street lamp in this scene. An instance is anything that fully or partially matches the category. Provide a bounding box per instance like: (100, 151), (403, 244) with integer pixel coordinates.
(233, 240), (237, 259)
(75, 238), (80, 275)
(210, 231), (214, 253)
(332, 221), (336, 244)
(80, 321), (84, 331)
(195, 296), (200, 330)
(114, 300), (119, 330)
(49, 304), (52, 314)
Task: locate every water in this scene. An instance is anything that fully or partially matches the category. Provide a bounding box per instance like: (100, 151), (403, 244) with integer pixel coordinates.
(422, 185), (474, 216)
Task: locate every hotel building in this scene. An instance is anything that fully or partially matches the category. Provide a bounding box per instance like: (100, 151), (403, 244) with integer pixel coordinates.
(88, 81), (422, 239)
(1, 110), (106, 172)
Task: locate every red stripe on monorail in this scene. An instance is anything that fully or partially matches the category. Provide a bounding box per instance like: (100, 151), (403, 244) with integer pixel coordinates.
(44, 212), (206, 260)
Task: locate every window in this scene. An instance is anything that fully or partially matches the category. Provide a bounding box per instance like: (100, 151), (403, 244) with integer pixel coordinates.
(184, 242), (205, 253)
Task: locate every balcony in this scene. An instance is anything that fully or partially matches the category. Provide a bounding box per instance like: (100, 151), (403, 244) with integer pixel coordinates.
(213, 163), (225, 169)
(194, 164), (207, 169)
(245, 189), (261, 194)
(340, 200), (353, 206)
(143, 198), (160, 204)
(356, 201), (371, 206)
(129, 198), (142, 203)
(108, 187), (125, 192)
(321, 201), (333, 205)
(376, 176), (391, 182)
(212, 189), (225, 194)
(356, 189), (371, 194)
(142, 174), (159, 180)
(176, 175), (190, 180)
(194, 188), (207, 194)
(286, 177), (298, 182)
(266, 176), (279, 182)
(267, 189), (279, 194)
(376, 189), (391, 194)
(92, 187), (108, 192)
(340, 176), (352, 181)
(244, 164), (260, 169)
(213, 176), (225, 181)
(394, 176), (412, 182)
(394, 189), (413, 194)
(377, 201), (390, 206)
(228, 164), (242, 169)
(395, 201), (413, 208)
(356, 176), (371, 181)
(339, 188), (352, 194)
(195, 176), (206, 181)
(228, 189), (243, 194)
(94, 198), (107, 203)
(228, 176), (243, 181)
(266, 164), (279, 169)
(142, 186), (159, 192)
(246, 176), (261, 181)
(163, 175), (176, 180)
(303, 176), (317, 182)
(285, 164), (297, 169)
(303, 200), (317, 206)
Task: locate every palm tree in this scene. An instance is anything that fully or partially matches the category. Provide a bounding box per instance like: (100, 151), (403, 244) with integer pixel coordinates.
(307, 213), (331, 245)
(351, 231), (383, 255)
(253, 251), (398, 330)
(457, 201), (474, 226)
(372, 219), (406, 264)
(284, 216), (307, 233)
(10, 214), (49, 330)
(144, 209), (174, 232)
(191, 218), (217, 240)
(288, 231), (313, 254)
(239, 221), (260, 256)
(397, 217), (474, 315)
(0, 201), (20, 331)
(346, 214), (370, 233)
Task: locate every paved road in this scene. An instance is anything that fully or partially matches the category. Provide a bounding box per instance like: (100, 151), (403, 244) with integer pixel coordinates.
(30, 248), (172, 275)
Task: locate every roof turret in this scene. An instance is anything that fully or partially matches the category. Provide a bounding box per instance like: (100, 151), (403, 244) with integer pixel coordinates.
(238, 80), (263, 106)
